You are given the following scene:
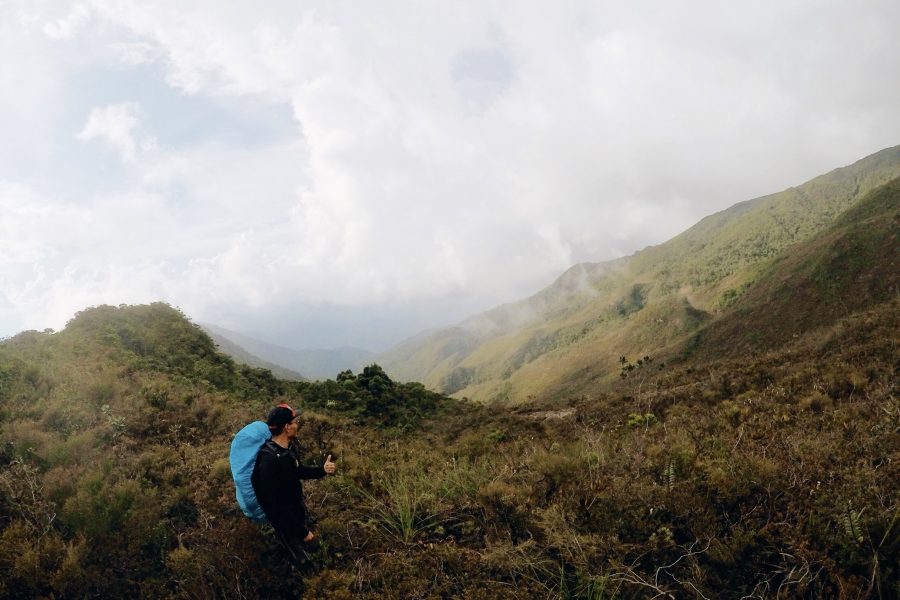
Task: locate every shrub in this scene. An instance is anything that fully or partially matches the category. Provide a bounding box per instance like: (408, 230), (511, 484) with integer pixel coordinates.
(799, 390), (833, 413)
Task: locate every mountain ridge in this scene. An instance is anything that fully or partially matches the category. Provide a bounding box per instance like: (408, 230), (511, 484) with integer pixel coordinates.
(376, 144), (900, 402)
(199, 326), (306, 380)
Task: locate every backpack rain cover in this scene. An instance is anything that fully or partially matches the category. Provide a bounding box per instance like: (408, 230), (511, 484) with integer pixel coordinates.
(229, 421), (271, 522)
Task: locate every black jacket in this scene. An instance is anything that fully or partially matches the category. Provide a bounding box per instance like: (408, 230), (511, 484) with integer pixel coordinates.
(251, 439), (325, 539)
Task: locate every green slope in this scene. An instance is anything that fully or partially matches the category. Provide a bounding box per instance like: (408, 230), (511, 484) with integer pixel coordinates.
(687, 175), (900, 359)
(377, 145), (900, 402)
(0, 303), (455, 598)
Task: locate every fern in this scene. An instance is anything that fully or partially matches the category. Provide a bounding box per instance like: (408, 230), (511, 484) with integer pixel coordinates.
(665, 460), (676, 491)
(840, 501), (865, 545)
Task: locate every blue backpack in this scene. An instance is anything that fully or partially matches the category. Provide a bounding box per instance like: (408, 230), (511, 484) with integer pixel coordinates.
(229, 421), (271, 522)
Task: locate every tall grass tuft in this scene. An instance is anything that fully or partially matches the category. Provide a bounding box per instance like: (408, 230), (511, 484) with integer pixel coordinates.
(360, 470), (443, 544)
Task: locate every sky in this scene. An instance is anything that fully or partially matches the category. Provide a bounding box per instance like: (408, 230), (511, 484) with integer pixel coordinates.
(1, 1), (898, 351)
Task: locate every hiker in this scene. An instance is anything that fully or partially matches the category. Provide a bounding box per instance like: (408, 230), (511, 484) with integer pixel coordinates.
(251, 403), (337, 566)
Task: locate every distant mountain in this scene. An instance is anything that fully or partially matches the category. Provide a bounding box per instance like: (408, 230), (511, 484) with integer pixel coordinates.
(201, 328), (305, 380)
(376, 145), (900, 402)
(199, 323), (374, 380)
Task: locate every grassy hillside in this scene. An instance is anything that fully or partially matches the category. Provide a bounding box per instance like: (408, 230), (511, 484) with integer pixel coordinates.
(0, 303), (452, 598)
(686, 175), (900, 359)
(544, 173), (900, 403)
(377, 145), (900, 403)
(1, 302), (897, 598)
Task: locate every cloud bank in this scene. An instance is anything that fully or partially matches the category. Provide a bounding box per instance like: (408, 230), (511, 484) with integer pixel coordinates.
(1, 0), (898, 349)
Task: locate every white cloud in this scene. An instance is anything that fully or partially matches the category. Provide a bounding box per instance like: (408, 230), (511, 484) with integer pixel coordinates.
(1, 1), (899, 346)
(42, 3), (92, 40)
(77, 102), (157, 162)
(107, 41), (160, 66)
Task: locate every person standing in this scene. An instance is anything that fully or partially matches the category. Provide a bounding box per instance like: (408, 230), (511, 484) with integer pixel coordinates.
(251, 403), (337, 566)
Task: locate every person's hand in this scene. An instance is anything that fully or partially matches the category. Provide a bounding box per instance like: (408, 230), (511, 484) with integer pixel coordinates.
(324, 454), (336, 475)
(303, 531), (316, 542)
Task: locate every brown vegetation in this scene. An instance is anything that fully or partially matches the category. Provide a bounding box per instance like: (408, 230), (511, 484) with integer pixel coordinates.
(1, 299), (897, 598)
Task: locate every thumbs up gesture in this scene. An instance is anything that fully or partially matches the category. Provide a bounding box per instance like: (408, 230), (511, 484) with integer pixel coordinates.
(324, 454), (337, 475)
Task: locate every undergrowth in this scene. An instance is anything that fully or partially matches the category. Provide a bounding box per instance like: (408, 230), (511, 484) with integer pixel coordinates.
(0, 301), (897, 598)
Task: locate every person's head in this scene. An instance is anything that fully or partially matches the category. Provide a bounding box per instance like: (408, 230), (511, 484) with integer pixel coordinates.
(266, 403), (298, 437)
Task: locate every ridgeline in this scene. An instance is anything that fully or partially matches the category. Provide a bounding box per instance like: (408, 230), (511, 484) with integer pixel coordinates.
(376, 146), (900, 405)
